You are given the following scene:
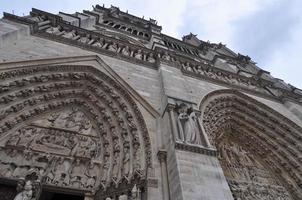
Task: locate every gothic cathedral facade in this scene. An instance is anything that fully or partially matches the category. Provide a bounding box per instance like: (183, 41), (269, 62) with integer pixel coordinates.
(0, 5), (302, 200)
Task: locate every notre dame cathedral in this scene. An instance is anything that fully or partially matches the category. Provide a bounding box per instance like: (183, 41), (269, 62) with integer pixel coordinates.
(0, 4), (301, 200)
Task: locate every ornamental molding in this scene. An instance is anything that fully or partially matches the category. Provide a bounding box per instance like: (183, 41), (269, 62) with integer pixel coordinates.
(0, 55), (160, 119)
(200, 89), (302, 200)
(0, 63), (154, 198)
(174, 142), (217, 156)
(3, 10), (302, 105)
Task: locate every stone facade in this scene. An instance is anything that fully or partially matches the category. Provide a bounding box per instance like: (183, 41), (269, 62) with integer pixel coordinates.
(0, 4), (302, 200)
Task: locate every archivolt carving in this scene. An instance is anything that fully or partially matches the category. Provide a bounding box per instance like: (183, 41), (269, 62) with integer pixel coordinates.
(0, 65), (152, 195)
(200, 90), (302, 200)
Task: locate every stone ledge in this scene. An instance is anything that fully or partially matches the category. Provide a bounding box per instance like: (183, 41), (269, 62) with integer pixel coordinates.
(175, 142), (217, 156)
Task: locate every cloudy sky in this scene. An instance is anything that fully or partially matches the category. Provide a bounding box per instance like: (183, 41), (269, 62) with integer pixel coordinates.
(1, 0), (302, 88)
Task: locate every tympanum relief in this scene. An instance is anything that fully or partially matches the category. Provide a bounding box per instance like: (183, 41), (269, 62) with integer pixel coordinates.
(218, 140), (292, 200)
(0, 65), (152, 198)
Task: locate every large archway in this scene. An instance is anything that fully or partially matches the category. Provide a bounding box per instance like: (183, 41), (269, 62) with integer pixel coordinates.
(0, 64), (152, 199)
(200, 90), (302, 200)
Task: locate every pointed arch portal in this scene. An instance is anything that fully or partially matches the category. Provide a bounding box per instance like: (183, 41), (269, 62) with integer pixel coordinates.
(200, 90), (302, 200)
(0, 65), (152, 199)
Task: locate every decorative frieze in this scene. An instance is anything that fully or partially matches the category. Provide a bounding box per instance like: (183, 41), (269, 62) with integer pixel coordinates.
(4, 10), (302, 105)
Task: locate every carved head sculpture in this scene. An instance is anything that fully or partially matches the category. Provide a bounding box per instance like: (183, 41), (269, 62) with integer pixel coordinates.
(176, 103), (188, 115)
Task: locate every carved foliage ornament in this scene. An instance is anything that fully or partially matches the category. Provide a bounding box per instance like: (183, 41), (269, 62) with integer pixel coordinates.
(200, 90), (302, 200)
(0, 65), (152, 194)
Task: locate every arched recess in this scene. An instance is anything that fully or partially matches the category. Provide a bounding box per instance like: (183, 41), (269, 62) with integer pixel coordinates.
(0, 64), (152, 198)
(199, 89), (302, 200)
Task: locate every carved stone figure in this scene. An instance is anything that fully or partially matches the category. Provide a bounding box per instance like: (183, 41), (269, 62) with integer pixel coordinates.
(70, 159), (86, 187)
(118, 194), (128, 200)
(182, 62), (193, 72)
(130, 185), (140, 200)
(78, 34), (91, 44)
(186, 111), (202, 145)
(175, 104), (203, 145)
(108, 42), (118, 52)
(30, 15), (45, 22)
(121, 46), (130, 56)
(122, 144), (130, 176)
(101, 154), (110, 183)
(134, 49), (143, 60)
(62, 30), (77, 39)
(92, 38), (104, 48)
(84, 162), (98, 189)
(52, 158), (70, 186)
(112, 151), (120, 180)
(46, 25), (63, 35)
(13, 181), (33, 200)
(162, 52), (171, 61)
(147, 53), (155, 63)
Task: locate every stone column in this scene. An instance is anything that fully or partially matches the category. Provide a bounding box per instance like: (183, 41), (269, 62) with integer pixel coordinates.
(195, 111), (211, 147)
(167, 105), (181, 142)
(158, 150), (170, 200)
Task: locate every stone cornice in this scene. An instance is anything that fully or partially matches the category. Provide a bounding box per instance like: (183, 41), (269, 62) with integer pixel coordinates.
(175, 142), (217, 156)
(3, 9), (302, 106)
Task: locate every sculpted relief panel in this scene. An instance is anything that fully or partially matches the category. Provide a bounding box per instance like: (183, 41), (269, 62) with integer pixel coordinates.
(0, 65), (152, 199)
(218, 140), (291, 200)
(170, 103), (208, 147)
(201, 91), (302, 200)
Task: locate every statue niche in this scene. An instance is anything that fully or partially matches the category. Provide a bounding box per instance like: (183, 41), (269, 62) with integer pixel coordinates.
(218, 140), (292, 200)
(175, 103), (202, 145)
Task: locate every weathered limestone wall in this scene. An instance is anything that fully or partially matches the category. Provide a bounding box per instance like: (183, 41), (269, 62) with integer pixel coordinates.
(176, 150), (234, 200)
(1, 19), (302, 200)
(0, 19), (29, 49)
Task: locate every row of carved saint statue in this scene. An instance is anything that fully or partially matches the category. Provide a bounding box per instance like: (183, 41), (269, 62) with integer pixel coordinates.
(13, 180), (142, 200)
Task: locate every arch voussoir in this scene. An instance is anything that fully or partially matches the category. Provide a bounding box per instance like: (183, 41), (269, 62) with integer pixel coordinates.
(200, 90), (302, 200)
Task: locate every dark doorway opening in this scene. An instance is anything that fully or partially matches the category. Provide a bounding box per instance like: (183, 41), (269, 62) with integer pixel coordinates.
(0, 183), (17, 200)
(39, 191), (84, 200)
